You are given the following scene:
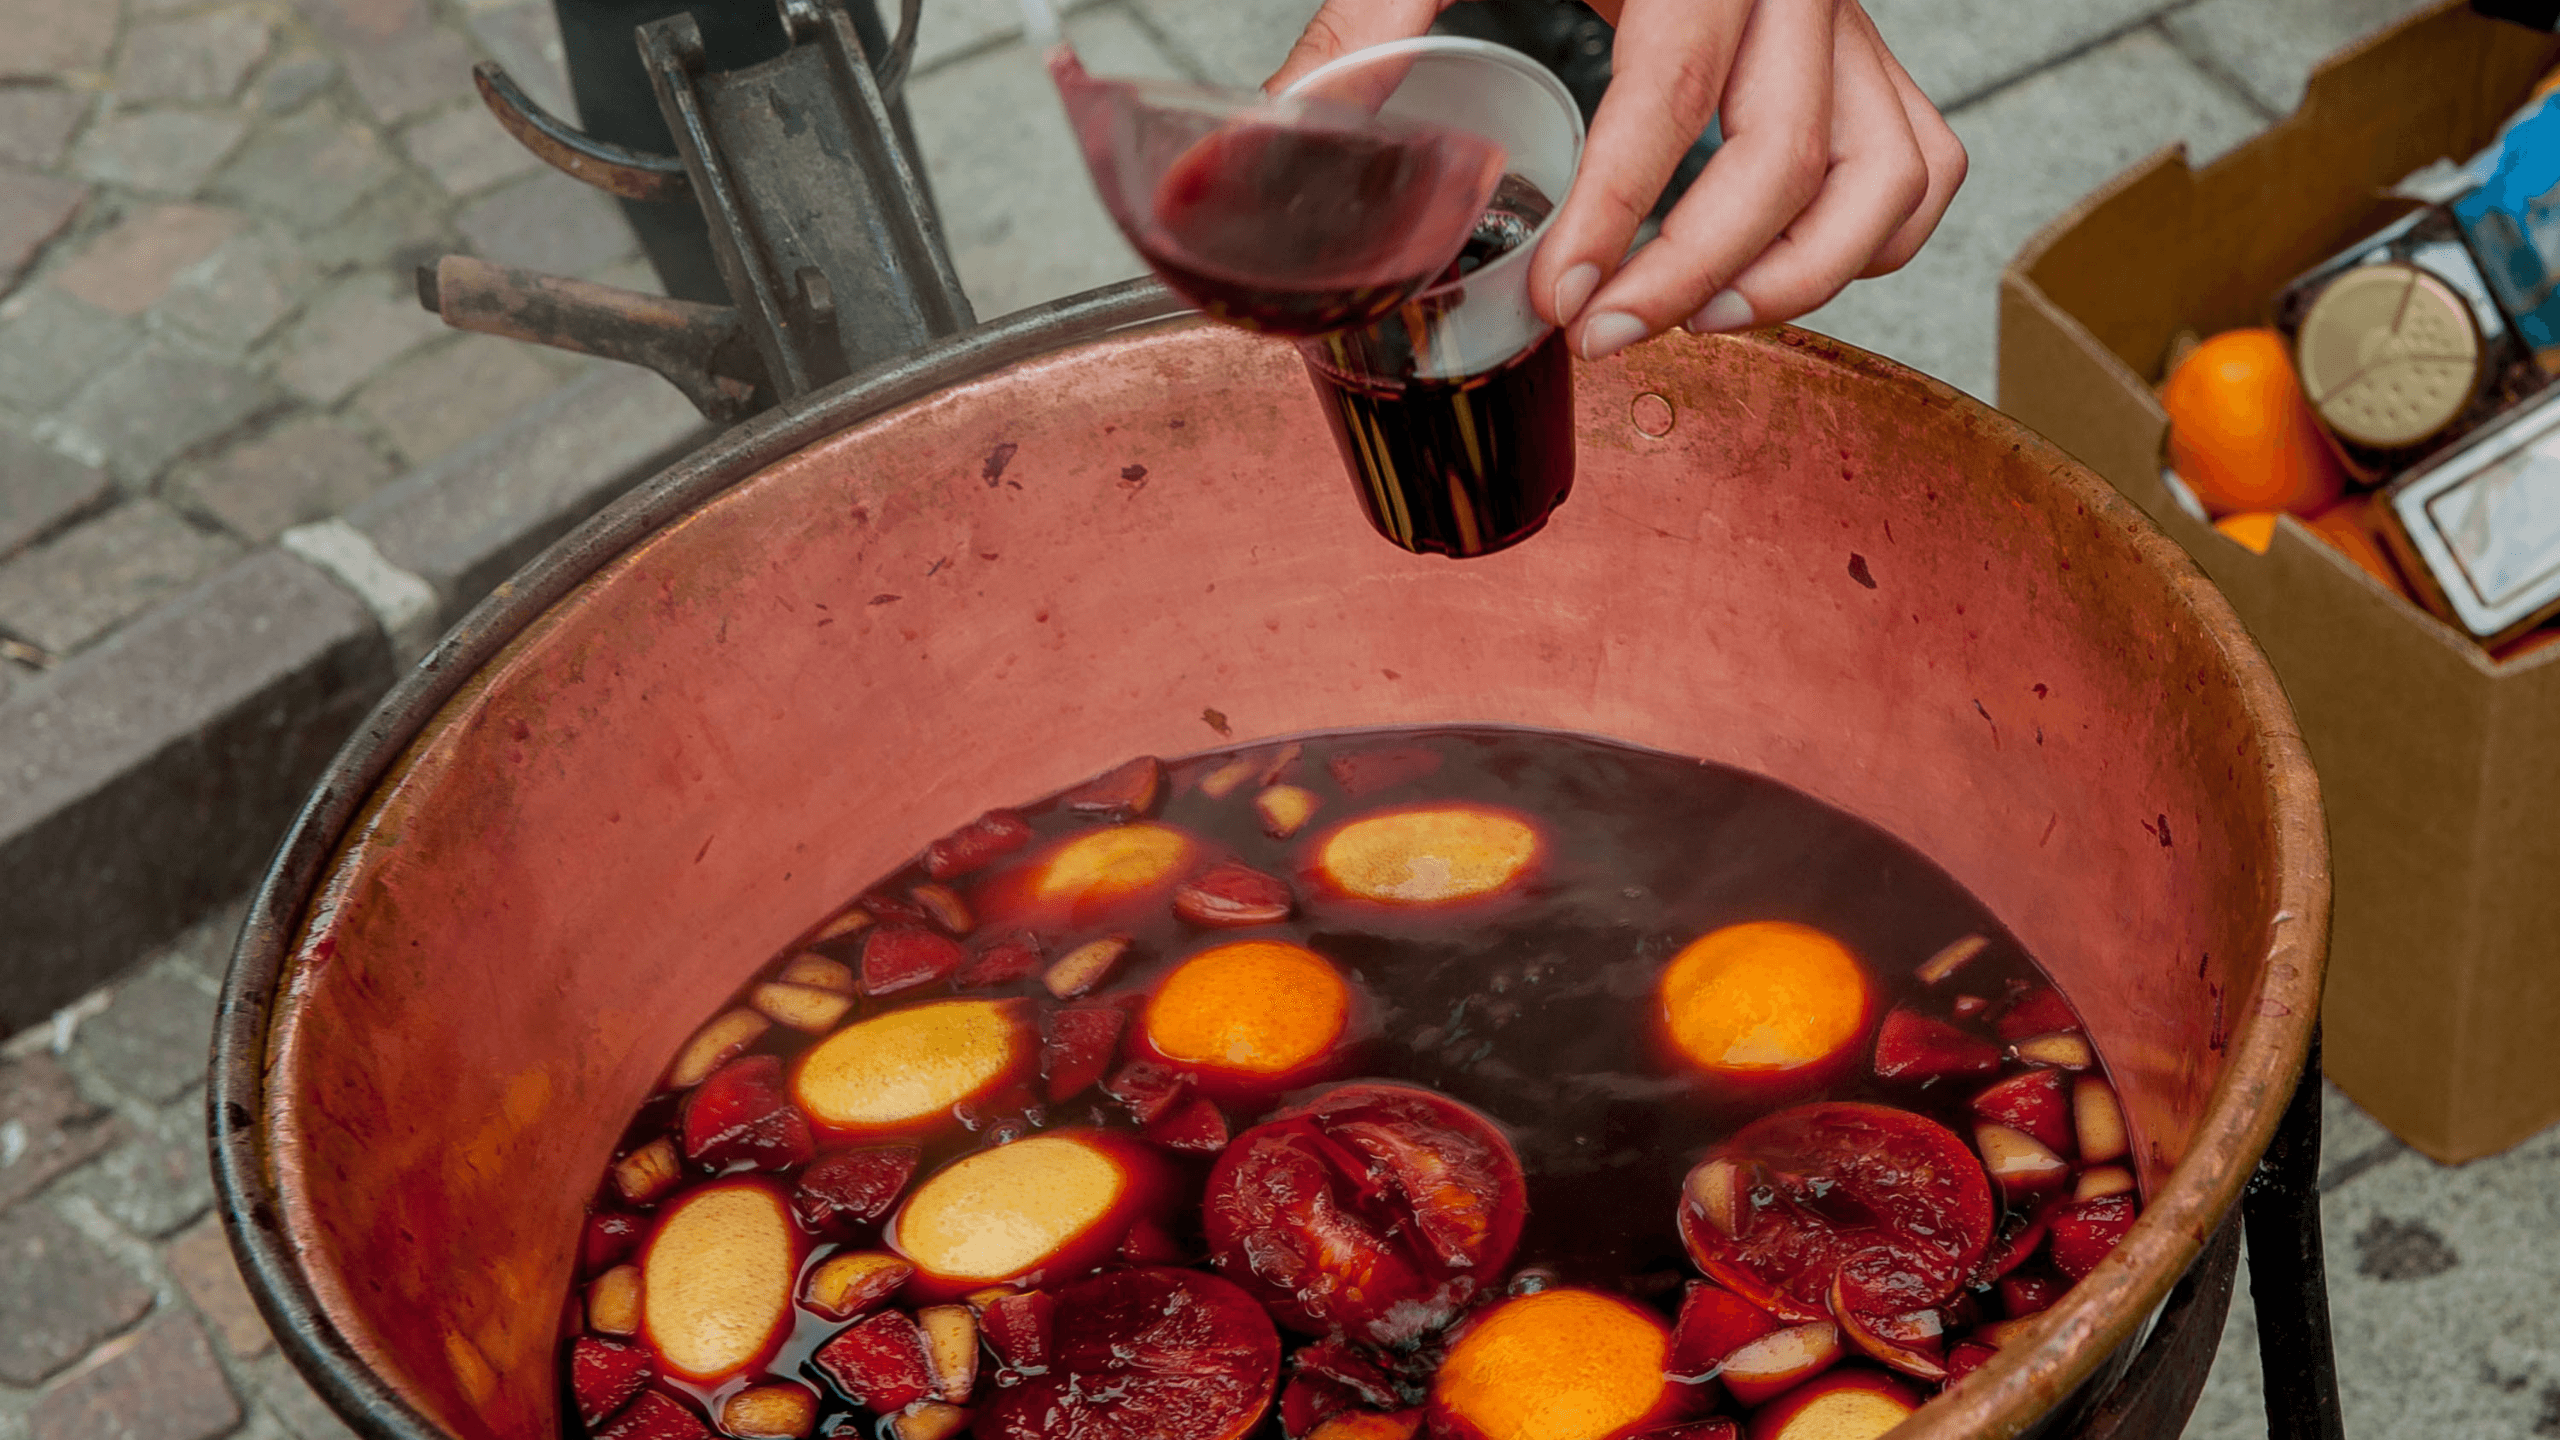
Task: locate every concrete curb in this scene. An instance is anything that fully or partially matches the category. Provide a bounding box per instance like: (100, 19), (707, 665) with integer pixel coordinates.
(0, 364), (709, 1030)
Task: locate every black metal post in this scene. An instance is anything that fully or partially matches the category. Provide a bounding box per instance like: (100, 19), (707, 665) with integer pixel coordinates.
(2244, 1025), (2347, 1440)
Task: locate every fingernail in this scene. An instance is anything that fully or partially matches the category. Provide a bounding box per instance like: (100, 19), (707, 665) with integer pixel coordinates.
(1577, 310), (1648, 362)
(1684, 289), (1756, 335)
(1552, 263), (1601, 324)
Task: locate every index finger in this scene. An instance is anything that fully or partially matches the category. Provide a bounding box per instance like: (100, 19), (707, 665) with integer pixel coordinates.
(1263, 0), (1447, 93)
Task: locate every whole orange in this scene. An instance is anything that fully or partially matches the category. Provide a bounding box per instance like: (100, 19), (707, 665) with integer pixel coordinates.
(2160, 328), (2346, 517)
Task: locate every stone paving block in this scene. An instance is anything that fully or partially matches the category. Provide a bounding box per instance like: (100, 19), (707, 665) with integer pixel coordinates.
(166, 1216), (273, 1359)
(460, 0), (575, 120)
(71, 111), (254, 197)
(401, 104), (540, 196)
(1798, 28), (2264, 401)
(0, 501), (243, 657)
(171, 415), (396, 544)
(0, 1207), (153, 1387)
(0, 168), (88, 293)
(212, 106), (397, 230)
(154, 229), (315, 352)
(272, 274), (447, 404)
(1865, 0), (2181, 109)
(48, 203), (245, 318)
(1129, 0), (1324, 88)
(910, 0), (1036, 74)
(0, 0), (118, 81)
(457, 170), (639, 278)
(0, 1051), (124, 1214)
(302, 168), (453, 273)
(253, 53), (341, 115)
(72, 963), (220, 1107)
(115, 11), (276, 105)
(2162, 0), (2443, 120)
(0, 550), (390, 1031)
(252, 1355), (360, 1440)
(0, 429), (113, 562)
(156, 893), (252, 988)
(26, 1309), (243, 1440)
(904, 19), (1176, 319)
(0, 286), (138, 412)
(351, 333), (566, 465)
(0, 87), (89, 169)
(49, 343), (278, 487)
(64, 1122), (217, 1238)
(350, 363), (704, 616)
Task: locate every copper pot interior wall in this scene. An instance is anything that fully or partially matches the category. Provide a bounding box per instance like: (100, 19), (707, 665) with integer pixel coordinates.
(250, 320), (2326, 1440)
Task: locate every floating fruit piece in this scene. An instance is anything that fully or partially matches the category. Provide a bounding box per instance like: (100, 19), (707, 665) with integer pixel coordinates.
(753, 981), (855, 1034)
(863, 926), (967, 997)
(1311, 805), (1541, 905)
(1633, 1423), (1738, 1440)
(1993, 987), (2078, 1041)
(888, 1129), (1162, 1296)
(639, 1180), (798, 1383)
(778, 954), (855, 992)
(916, 1303), (978, 1402)
(978, 1268), (1280, 1440)
(2047, 1193), (2138, 1281)
(955, 930), (1047, 989)
(1975, 1123), (2071, 1203)
(1658, 922), (1871, 1088)
(812, 1308), (935, 1413)
(2213, 510), (2279, 554)
(971, 1288), (1054, 1372)
(1258, 785), (1320, 838)
(722, 1383), (817, 1439)
(1040, 1003), (1127, 1104)
(589, 1264), (641, 1336)
(799, 1250), (914, 1321)
(2159, 327), (2345, 517)
(1870, 1007), (2002, 1084)
(1144, 1092), (1231, 1153)
(1043, 936), (1131, 999)
(1951, 995), (1990, 1019)
(862, 893), (936, 927)
(1311, 1411), (1424, 1440)
(1327, 746), (1443, 796)
(2073, 1077), (2129, 1165)
(2011, 1031), (2094, 1071)
(585, 1212), (646, 1273)
(1942, 1341), (1997, 1384)
(925, 809), (1034, 880)
(1969, 1070), (2072, 1156)
(613, 1138), (682, 1207)
(595, 1389), (710, 1440)
(1428, 1288), (1681, 1440)
(1198, 755), (1261, 799)
(1205, 1082), (1525, 1346)
(812, 906), (875, 944)
(792, 999), (1031, 1138)
(668, 1010), (769, 1090)
(1174, 861), (1297, 927)
(1022, 823), (1198, 922)
(1294, 1338), (1403, 1410)
(1719, 1323), (1842, 1407)
(681, 1056), (815, 1171)
(570, 1336), (652, 1428)
(2075, 1166), (2136, 1202)
(1066, 756), (1166, 818)
(908, 883), (974, 935)
(1745, 1368), (1920, 1440)
(1974, 1196), (2067, 1286)
(1104, 1060), (1191, 1125)
(1997, 1272), (2060, 1319)
(1678, 1102), (1993, 1325)
(1913, 934), (1988, 986)
(1141, 940), (1351, 1092)
(889, 1402), (971, 1440)
(1669, 1282), (1778, 1382)
(792, 1144), (922, 1232)
(1827, 1249), (1946, 1381)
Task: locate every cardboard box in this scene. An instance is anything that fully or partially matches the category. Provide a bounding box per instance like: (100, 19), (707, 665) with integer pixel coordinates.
(1999, 1), (2560, 1163)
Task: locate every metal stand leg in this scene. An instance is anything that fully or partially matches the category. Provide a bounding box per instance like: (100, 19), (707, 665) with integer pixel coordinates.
(2244, 1025), (2346, 1440)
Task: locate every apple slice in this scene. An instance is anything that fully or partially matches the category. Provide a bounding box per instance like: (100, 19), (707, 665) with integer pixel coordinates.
(588, 1264), (641, 1336)
(585, 1211), (646, 1273)
(1951, 995), (1990, 1019)
(887, 1129), (1164, 1296)
(1197, 755), (1261, 799)
(2075, 1166), (2136, 1202)
(1670, 1281), (1778, 1382)
(1144, 1093), (1230, 1154)
(1310, 804), (1542, 905)
(1969, 1070), (2072, 1155)
(1718, 1323), (1842, 1407)
(2074, 1077), (2129, 1165)
(753, 982), (855, 1034)
(1997, 1272), (2060, 1318)
(594, 1389), (710, 1440)
(1975, 1122), (2071, 1203)
(1683, 1158), (1746, 1240)
(977, 1269), (1279, 1440)
(668, 1010), (769, 1090)
(793, 1144), (922, 1232)
(924, 809), (1033, 880)
(612, 1138), (683, 1207)
(1040, 1003), (1127, 1104)
(971, 1289), (1054, 1373)
(2012, 1031), (2095, 1071)
(1748, 1369), (1921, 1440)
(908, 883), (974, 936)
(1065, 756), (1164, 818)
(1042, 936), (1130, 999)
(1104, 1060), (1191, 1125)
(863, 926), (967, 997)
(569, 1335), (652, 1428)
(956, 930), (1047, 990)
(681, 1056), (815, 1171)
(1913, 934), (1989, 986)
(2047, 1193), (2138, 1281)
(778, 954), (855, 992)
(812, 1308), (935, 1413)
(1174, 861), (1296, 928)
(639, 1180), (798, 1383)
(889, 1402), (972, 1440)
(916, 1304), (978, 1402)
(800, 1250), (915, 1321)
(1871, 1007), (2002, 1083)
(793, 999), (1031, 1138)
(812, 907), (875, 945)
(721, 1383), (817, 1440)
(1943, 1341), (1997, 1384)
(1994, 987), (2080, 1041)
(1257, 785), (1320, 839)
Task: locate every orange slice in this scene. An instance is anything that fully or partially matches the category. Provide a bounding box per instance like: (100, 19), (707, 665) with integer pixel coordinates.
(639, 1181), (797, 1382)
(888, 1130), (1154, 1295)
(1658, 922), (1871, 1083)
(1429, 1289), (1678, 1440)
(1313, 805), (1541, 905)
(793, 999), (1028, 1136)
(1142, 940), (1350, 1088)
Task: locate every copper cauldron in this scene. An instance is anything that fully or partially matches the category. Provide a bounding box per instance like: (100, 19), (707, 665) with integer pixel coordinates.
(211, 285), (2327, 1440)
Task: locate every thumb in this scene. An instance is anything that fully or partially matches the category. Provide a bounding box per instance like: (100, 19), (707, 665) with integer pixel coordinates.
(1263, 0), (1448, 93)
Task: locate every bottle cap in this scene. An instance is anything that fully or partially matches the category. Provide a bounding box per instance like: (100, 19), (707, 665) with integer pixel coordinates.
(2295, 262), (2482, 449)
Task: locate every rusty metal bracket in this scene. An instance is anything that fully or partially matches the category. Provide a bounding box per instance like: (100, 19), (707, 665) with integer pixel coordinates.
(472, 61), (693, 203)
(419, 257), (767, 420)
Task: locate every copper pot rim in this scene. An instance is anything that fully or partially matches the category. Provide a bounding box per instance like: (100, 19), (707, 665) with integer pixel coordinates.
(209, 281), (2330, 1440)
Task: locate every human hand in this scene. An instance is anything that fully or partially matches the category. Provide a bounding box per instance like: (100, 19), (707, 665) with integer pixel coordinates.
(1267, 0), (1965, 361)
